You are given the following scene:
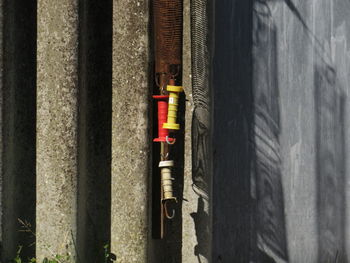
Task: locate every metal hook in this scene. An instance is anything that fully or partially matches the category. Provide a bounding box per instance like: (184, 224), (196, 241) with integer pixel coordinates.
(155, 72), (166, 87)
(169, 64), (180, 79)
(160, 152), (170, 160)
(163, 199), (176, 219)
(166, 136), (176, 145)
(155, 72), (171, 94)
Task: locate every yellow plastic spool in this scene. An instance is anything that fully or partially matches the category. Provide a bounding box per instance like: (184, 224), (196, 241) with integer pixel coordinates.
(163, 85), (183, 130)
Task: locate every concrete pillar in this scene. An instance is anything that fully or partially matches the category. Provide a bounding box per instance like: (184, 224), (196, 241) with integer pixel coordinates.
(37, 0), (78, 260)
(111, 0), (150, 262)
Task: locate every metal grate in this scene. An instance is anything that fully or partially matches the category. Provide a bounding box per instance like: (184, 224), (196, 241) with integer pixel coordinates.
(153, 0), (183, 74)
(191, 0), (210, 196)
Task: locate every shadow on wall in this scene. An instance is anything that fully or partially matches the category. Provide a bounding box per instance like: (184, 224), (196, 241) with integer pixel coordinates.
(198, 0), (349, 261)
(253, 0), (349, 262)
(77, 0), (113, 262)
(280, 0), (349, 261)
(2, 0), (37, 260)
(284, 0), (349, 261)
(211, 0), (254, 261)
(191, 108), (211, 262)
(252, 1), (288, 262)
(314, 63), (347, 263)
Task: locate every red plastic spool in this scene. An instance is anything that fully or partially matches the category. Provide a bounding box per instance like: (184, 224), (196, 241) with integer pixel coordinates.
(153, 95), (174, 143)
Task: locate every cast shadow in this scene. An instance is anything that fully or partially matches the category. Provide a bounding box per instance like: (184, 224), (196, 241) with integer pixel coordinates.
(314, 63), (347, 263)
(191, 108), (211, 263)
(76, 0), (113, 262)
(211, 0), (255, 261)
(2, 0), (37, 260)
(284, 0), (349, 260)
(251, 1), (288, 262)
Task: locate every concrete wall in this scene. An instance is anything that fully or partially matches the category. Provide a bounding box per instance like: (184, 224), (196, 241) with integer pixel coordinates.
(272, 0), (350, 261)
(1, 0), (198, 261)
(1, 0), (350, 262)
(212, 0), (350, 262)
(253, 0), (350, 262)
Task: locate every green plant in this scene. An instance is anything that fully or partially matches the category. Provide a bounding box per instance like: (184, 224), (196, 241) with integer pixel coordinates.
(12, 246), (36, 263)
(13, 248), (70, 263)
(13, 246), (23, 263)
(103, 244), (116, 263)
(16, 218), (72, 263)
(42, 254), (70, 263)
(13, 248), (116, 263)
(14, 219), (116, 263)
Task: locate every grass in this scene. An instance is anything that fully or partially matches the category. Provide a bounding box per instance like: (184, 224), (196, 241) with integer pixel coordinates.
(12, 246), (71, 263)
(12, 245), (115, 263)
(12, 219), (116, 263)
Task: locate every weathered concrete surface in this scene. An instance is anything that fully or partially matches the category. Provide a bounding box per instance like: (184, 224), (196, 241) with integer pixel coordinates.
(37, 0), (78, 260)
(111, 0), (150, 262)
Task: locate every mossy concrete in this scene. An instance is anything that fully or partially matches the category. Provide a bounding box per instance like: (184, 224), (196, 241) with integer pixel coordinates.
(111, 0), (150, 262)
(36, 0), (78, 260)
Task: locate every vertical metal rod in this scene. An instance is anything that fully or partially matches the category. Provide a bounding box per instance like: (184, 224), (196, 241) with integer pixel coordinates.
(159, 74), (169, 238)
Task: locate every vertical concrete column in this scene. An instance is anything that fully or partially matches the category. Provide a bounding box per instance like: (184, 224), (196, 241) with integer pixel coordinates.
(37, 0), (78, 260)
(111, 1), (150, 262)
